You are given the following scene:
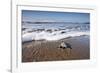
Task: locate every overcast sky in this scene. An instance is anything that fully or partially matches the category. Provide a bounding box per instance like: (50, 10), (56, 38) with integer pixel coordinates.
(22, 10), (90, 23)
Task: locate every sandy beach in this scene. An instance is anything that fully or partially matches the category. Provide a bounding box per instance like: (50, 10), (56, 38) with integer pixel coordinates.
(22, 35), (90, 62)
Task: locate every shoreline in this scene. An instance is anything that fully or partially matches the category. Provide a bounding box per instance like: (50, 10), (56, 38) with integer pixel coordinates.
(22, 35), (90, 62)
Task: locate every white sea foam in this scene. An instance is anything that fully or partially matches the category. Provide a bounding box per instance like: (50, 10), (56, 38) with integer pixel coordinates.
(22, 30), (89, 42)
(22, 23), (90, 42)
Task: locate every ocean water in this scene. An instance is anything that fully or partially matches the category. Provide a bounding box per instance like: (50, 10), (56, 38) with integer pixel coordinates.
(22, 22), (90, 42)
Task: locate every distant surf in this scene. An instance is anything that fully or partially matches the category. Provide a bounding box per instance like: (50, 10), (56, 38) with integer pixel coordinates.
(22, 22), (90, 42)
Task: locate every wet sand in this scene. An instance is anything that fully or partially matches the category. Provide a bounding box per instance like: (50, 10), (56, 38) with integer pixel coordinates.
(22, 35), (90, 62)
